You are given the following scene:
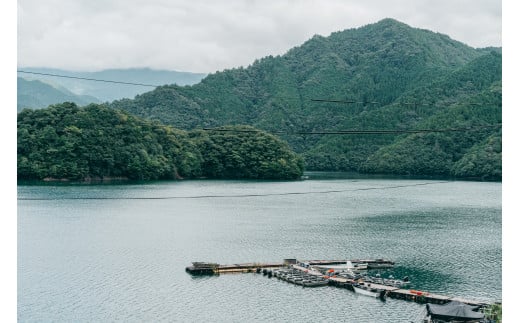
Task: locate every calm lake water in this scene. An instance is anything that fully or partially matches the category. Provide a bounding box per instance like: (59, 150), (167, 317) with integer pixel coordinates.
(18, 174), (502, 322)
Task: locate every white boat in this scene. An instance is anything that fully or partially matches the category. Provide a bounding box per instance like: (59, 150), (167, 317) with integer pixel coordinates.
(315, 261), (367, 272)
(353, 263), (368, 270)
(383, 278), (410, 287)
(352, 283), (387, 299)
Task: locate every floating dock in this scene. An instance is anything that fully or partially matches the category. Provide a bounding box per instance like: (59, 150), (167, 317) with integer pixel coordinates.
(186, 258), (490, 307)
(185, 261), (285, 275)
(185, 258), (394, 275)
(305, 258), (395, 269)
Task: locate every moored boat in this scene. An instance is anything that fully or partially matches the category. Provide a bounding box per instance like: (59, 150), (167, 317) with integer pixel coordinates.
(352, 283), (387, 300)
(314, 260), (367, 273)
(424, 301), (485, 322)
(302, 279), (329, 287)
(383, 277), (410, 287)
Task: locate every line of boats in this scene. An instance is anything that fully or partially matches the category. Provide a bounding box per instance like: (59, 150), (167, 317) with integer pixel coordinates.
(261, 261), (411, 300)
(189, 258), (495, 321)
(306, 260), (410, 288)
(362, 273), (410, 288)
(266, 268), (330, 287)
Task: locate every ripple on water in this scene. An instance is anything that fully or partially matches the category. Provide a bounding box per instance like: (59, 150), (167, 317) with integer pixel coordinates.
(18, 179), (501, 322)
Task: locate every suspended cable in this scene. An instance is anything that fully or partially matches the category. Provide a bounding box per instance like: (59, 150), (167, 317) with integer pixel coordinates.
(313, 100), (484, 107)
(17, 181), (451, 201)
(17, 70), (160, 87)
(311, 99), (380, 104)
(15, 71), (497, 109)
(311, 99), (358, 104)
(202, 124), (501, 135)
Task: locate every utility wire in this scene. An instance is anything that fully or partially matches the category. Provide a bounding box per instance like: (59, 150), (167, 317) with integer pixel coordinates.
(15, 71), (495, 108)
(311, 99), (380, 104)
(17, 181), (451, 200)
(17, 70), (160, 87)
(202, 124), (502, 135)
(313, 99), (485, 107)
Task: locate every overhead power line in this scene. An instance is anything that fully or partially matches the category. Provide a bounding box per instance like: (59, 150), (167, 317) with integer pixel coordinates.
(202, 124), (502, 135)
(17, 70), (160, 87)
(313, 100), (485, 107)
(17, 70), (494, 108)
(311, 99), (380, 104)
(17, 181), (451, 200)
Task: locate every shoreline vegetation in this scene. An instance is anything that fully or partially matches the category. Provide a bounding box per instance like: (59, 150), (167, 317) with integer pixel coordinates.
(17, 103), (305, 181)
(107, 20), (501, 181)
(35, 172), (500, 183)
(18, 19), (502, 181)
(17, 102), (501, 183)
(17, 20), (501, 182)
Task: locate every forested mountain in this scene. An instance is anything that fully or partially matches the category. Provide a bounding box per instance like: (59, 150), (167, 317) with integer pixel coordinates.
(17, 77), (100, 111)
(17, 103), (303, 181)
(18, 67), (206, 102)
(108, 18), (501, 180)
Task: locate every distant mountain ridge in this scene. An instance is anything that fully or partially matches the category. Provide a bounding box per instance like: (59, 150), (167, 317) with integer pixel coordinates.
(17, 77), (101, 111)
(18, 19), (500, 179)
(110, 18), (490, 128)
(106, 18), (501, 179)
(107, 19), (502, 179)
(17, 67), (206, 103)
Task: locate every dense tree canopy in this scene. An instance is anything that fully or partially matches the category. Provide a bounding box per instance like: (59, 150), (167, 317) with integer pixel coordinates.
(17, 103), (304, 181)
(108, 19), (501, 180)
(360, 80), (502, 178)
(19, 19), (500, 181)
(191, 126), (305, 179)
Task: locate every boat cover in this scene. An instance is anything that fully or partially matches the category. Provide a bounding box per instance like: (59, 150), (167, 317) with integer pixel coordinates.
(426, 301), (484, 321)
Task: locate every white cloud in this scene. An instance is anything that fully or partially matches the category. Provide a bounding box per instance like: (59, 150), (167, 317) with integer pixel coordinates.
(17, 0), (502, 73)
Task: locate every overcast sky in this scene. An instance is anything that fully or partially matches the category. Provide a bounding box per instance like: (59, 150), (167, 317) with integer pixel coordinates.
(18, 0), (502, 73)
(4, 2), (515, 312)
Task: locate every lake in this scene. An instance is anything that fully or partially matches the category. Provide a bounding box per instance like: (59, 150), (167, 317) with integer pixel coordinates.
(18, 174), (502, 322)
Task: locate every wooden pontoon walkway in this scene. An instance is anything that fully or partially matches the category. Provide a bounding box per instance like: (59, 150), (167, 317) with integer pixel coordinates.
(185, 258), (490, 307)
(185, 258), (394, 275)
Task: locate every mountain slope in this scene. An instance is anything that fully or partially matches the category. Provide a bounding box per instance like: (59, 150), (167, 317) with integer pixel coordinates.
(17, 77), (100, 111)
(305, 51), (502, 171)
(110, 19), (483, 127)
(107, 18), (501, 179)
(17, 103), (303, 180)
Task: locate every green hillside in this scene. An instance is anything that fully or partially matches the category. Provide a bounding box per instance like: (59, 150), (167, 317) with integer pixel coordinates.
(17, 77), (100, 111)
(108, 18), (501, 180)
(307, 52), (502, 174)
(17, 103), (303, 181)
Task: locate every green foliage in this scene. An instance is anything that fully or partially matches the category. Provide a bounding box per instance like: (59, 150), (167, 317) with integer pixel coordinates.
(484, 303), (502, 322)
(17, 103), (303, 181)
(451, 133), (501, 180)
(361, 82), (502, 179)
(190, 126), (304, 179)
(105, 19), (500, 179)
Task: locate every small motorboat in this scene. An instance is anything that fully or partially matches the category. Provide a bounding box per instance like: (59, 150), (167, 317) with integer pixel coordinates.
(302, 278), (329, 287)
(352, 283), (387, 300)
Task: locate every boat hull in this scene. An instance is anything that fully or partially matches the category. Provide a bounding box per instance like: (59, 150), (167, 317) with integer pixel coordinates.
(302, 280), (329, 287)
(352, 284), (386, 299)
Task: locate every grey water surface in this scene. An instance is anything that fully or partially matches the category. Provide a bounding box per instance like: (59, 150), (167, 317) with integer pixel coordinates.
(18, 175), (501, 322)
